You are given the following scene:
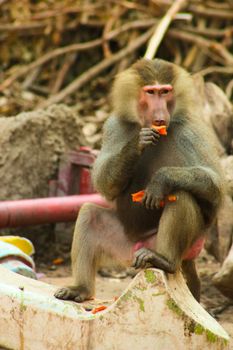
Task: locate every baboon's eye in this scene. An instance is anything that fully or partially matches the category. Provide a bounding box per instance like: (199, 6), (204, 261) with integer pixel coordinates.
(147, 90), (154, 95)
(161, 89), (170, 95)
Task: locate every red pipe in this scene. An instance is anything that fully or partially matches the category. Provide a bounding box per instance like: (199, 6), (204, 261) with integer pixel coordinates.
(0, 194), (108, 228)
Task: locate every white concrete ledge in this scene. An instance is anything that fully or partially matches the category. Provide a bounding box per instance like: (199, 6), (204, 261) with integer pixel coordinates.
(0, 266), (229, 350)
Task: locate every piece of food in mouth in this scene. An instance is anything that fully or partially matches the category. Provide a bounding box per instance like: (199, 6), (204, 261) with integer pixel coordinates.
(151, 124), (167, 136)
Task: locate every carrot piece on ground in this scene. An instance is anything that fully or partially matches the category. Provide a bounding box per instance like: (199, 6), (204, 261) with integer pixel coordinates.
(52, 257), (64, 265)
(91, 305), (107, 314)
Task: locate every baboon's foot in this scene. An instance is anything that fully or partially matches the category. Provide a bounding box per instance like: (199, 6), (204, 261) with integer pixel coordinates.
(54, 285), (92, 302)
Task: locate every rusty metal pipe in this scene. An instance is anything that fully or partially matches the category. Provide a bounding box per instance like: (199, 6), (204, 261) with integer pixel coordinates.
(0, 194), (108, 228)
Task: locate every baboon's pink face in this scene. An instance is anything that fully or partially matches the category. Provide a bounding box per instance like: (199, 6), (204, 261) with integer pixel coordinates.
(138, 84), (175, 127)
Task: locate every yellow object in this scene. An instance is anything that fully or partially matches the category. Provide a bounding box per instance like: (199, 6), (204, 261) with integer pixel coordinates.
(0, 236), (35, 256)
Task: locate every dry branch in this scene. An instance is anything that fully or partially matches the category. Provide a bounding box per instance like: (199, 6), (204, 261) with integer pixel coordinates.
(38, 26), (156, 108)
(30, 3), (106, 21)
(189, 4), (233, 20)
(0, 22), (45, 32)
(168, 29), (233, 66)
(0, 0), (232, 117)
(0, 19), (156, 93)
(198, 66), (233, 76)
(144, 0), (187, 59)
(51, 53), (77, 94)
(177, 24), (233, 39)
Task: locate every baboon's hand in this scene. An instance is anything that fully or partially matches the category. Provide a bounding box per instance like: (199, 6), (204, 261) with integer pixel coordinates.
(139, 127), (160, 150)
(132, 247), (175, 273)
(142, 171), (169, 209)
(142, 189), (164, 209)
(54, 286), (92, 303)
(142, 181), (164, 210)
(132, 248), (159, 269)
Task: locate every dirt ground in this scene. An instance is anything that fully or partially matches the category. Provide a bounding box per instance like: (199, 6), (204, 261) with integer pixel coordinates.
(37, 249), (233, 347)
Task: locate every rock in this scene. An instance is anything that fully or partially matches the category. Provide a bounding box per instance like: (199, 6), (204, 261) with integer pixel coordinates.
(0, 104), (85, 200)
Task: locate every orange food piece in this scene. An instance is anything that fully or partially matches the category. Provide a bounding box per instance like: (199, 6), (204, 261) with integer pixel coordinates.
(151, 125), (167, 136)
(131, 190), (145, 202)
(131, 190), (177, 207)
(52, 257), (64, 265)
(167, 195), (177, 202)
(91, 305), (107, 314)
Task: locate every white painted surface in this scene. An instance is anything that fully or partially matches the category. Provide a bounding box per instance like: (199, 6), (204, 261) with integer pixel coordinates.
(0, 266), (229, 350)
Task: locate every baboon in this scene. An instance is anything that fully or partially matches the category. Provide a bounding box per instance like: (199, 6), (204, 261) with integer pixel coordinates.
(55, 59), (224, 302)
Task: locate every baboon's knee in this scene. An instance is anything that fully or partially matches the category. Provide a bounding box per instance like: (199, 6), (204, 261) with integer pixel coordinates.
(175, 191), (202, 219)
